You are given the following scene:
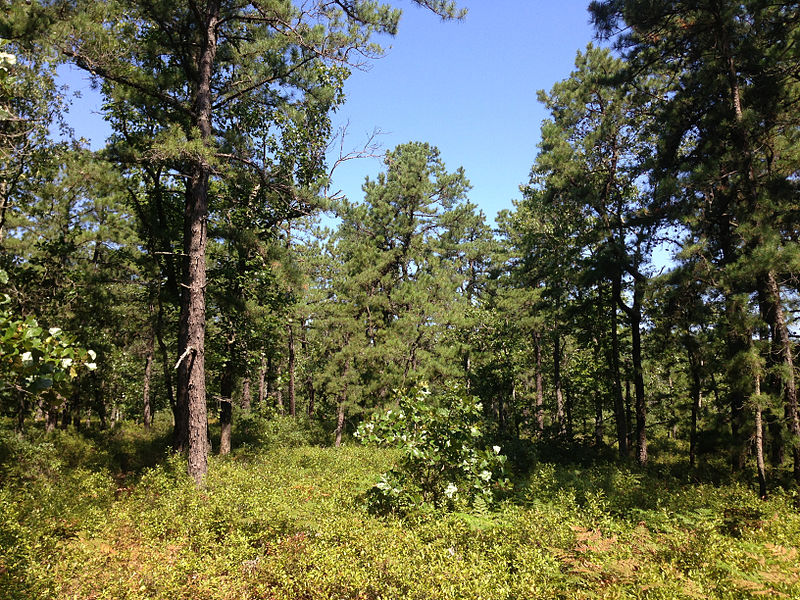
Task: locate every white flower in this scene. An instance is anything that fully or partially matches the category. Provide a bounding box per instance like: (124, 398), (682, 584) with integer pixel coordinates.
(62, 358), (73, 368)
(21, 351), (33, 364)
(479, 470), (492, 481)
(88, 349), (96, 361)
(48, 327), (62, 336)
(444, 482), (458, 498)
(493, 445), (501, 454)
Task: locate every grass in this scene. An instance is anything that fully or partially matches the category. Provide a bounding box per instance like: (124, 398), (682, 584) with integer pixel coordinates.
(1, 417), (799, 599)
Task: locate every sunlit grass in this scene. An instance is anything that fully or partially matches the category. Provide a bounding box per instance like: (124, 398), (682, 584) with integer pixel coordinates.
(1, 418), (799, 599)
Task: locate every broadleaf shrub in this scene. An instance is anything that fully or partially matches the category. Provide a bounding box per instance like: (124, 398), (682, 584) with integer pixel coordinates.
(356, 384), (510, 512)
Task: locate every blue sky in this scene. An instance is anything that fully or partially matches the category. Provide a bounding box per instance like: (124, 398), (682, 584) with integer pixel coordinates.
(60, 1), (599, 226)
(327, 2), (599, 224)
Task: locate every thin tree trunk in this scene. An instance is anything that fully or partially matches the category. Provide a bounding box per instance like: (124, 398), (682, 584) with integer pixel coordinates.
(301, 325), (314, 417)
(755, 372), (767, 499)
(625, 376), (633, 450)
(554, 327), (565, 435)
(726, 294), (750, 472)
(143, 326), (155, 429)
(306, 376), (315, 418)
(287, 322), (296, 417)
(241, 377), (251, 411)
(258, 354), (267, 407)
(219, 358), (234, 456)
(631, 284), (647, 466)
(266, 355), (274, 397)
(15, 393), (25, 434)
(687, 344), (702, 469)
(46, 401), (60, 433)
(335, 358), (350, 447)
(275, 361), (284, 414)
(534, 332), (545, 432)
(767, 412), (784, 468)
(617, 272), (646, 464)
(764, 271), (800, 483)
(564, 383), (573, 440)
(611, 275), (627, 457)
(594, 389), (604, 447)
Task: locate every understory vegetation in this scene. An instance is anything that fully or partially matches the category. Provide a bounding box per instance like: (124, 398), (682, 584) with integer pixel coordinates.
(2, 418), (799, 600)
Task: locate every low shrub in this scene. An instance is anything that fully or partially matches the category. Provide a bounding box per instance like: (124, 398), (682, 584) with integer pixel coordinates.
(356, 384), (511, 512)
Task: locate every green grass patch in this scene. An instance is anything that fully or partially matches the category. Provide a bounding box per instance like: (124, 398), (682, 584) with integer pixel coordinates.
(1, 422), (799, 599)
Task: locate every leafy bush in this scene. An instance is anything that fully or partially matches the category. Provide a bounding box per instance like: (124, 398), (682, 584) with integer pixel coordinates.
(0, 269), (96, 419)
(235, 411), (329, 450)
(356, 384), (510, 512)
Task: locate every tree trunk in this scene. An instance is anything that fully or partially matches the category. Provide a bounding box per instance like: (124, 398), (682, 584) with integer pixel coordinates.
(616, 272), (646, 463)
(564, 383), (573, 440)
(767, 411), (784, 468)
(554, 327), (565, 435)
(15, 393), (25, 434)
(610, 279), (627, 457)
(301, 325), (314, 417)
(287, 322), (296, 417)
(335, 359), (350, 448)
(630, 282), (647, 466)
(178, 4), (220, 486)
(594, 388), (604, 447)
(219, 359), (234, 456)
(725, 293), (750, 472)
(534, 332), (545, 432)
(755, 373), (767, 499)
(241, 377), (251, 411)
(764, 271), (800, 483)
(258, 354), (267, 407)
(306, 375), (316, 418)
(687, 343), (702, 469)
(275, 361), (284, 414)
(267, 355), (275, 398)
(143, 326), (155, 429)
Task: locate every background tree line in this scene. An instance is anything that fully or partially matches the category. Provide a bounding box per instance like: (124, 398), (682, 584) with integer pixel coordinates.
(1, 0), (798, 495)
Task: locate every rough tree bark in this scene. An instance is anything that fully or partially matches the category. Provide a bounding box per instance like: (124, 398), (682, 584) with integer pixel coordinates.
(176, 2), (220, 485)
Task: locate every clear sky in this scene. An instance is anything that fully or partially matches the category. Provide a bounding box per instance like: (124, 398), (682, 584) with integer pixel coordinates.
(60, 1), (600, 226)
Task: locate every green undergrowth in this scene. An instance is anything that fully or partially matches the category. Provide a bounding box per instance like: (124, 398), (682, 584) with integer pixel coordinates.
(1, 422), (799, 599)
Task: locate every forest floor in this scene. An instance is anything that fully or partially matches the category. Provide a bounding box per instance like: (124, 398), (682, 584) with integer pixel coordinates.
(1, 416), (800, 599)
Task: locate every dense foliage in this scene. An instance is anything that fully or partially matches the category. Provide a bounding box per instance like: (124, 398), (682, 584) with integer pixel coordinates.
(1, 0), (800, 595)
(356, 384), (510, 512)
(1, 421), (799, 599)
